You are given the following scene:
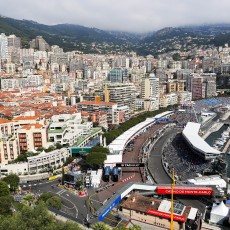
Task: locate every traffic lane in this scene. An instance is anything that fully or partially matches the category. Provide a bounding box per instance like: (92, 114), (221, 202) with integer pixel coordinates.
(20, 179), (59, 189)
(148, 129), (176, 184)
(96, 171), (143, 203)
(21, 180), (60, 194)
(96, 125), (164, 203)
(25, 182), (89, 220)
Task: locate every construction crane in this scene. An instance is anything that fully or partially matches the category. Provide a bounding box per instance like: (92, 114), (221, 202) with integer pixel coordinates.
(170, 167), (176, 230)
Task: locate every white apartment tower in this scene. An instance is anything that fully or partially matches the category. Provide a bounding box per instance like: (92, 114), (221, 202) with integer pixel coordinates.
(141, 77), (159, 99)
(0, 33), (8, 69)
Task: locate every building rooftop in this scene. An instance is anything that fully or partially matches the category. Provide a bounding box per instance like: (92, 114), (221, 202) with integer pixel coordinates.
(77, 101), (116, 106)
(121, 194), (191, 220)
(0, 118), (12, 124)
(21, 124), (43, 130)
(182, 122), (220, 155)
(13, 116), (39, 121)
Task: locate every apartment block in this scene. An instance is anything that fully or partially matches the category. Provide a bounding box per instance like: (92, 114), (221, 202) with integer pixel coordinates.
(141, 77), (159, 99)
(160, 93), (178, 108)
(29, 36), (50, 52)
(48, 113), (93, 146)
(0, 118), (15, 136)
(27, 148), (70, 173)
(77, 100), (118, 125)
(191, 77), (205, 100)
(18, 124), (48, 153)
(106, 83), (136, 112)
(0, 139), (19, 164)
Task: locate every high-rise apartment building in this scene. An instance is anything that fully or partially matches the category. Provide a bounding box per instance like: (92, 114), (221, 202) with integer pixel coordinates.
(191, 76), (205, 100)
(190, 73), (216, 100)
(106, 83), (136, 112)
(77, 99), (118, 125)
(7, 34), (21, 48)
(0, 33), (8, 60)
(108, 68), (128, 83)
(0, 118), (18, 164)
(141, 77), (159, 99)
(30, 36), (50, 51)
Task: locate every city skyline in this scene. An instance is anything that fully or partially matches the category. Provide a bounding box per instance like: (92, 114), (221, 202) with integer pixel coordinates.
(1, 0), (230, 33)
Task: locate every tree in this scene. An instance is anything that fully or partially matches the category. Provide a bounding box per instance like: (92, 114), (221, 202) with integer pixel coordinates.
(114, 225), (141, 230)
(0, 196), (13, 216)
(22, 194), (35, 206)
(90, 146), (109, 154)
(91, 222), (110, 230)
(38, 192), (62, 209)
(85, 152), (106, 169)
(0, 214), (27, 229)
(0, 180), (10, 196)
(36, 147), (45, 152)
(63, 156), (75, 166)
(93, 121), (99, 127)
(46, 145), (55, 152)
(13, 153), (27, 162)
(55, 142), (62, 149)
(0, 206), (82, 230)
(3, 174), (20, 191)
(75, 180), (83, 189)
(46, 196), (62, 210)
(60, 221), (82, 230)
(172, 53), (181, 61)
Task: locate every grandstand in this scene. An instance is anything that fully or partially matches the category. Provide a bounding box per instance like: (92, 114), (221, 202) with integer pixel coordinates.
(107, 111), (173, 156)
(182, 122), (221, 160)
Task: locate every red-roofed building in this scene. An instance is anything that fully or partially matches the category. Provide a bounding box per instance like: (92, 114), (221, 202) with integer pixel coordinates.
(18, 124), (48, 153)
(120, 194), (201, 230)
(0, 138), (19, 164)
(0, 118), (14, 136)
(77, 100), (118, 125)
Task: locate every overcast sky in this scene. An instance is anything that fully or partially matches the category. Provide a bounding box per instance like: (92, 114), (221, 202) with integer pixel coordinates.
(1, 0), (230, 32)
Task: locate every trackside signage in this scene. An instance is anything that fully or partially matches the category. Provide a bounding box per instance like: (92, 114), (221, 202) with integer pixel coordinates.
(98, 195), (121, 221)
(116, 163), (145, 167)
(147, 209), (186, 222)
(157, 186), (213, 196)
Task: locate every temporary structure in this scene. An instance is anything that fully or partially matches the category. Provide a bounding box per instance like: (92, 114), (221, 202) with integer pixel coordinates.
(210, 201), (229, 225)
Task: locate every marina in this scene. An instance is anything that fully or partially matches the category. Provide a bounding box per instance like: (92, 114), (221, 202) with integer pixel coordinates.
(205, 123), (230, 177)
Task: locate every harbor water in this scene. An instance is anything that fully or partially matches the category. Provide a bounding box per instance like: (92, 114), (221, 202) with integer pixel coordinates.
(205, 124), (230, 177)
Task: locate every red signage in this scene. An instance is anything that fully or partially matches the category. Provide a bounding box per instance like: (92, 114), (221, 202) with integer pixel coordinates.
(147, 209), (186, 222)
(157, 186), (213, 196)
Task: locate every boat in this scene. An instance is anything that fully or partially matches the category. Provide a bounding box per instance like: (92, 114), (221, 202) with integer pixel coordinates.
(222, 131), (229, 138)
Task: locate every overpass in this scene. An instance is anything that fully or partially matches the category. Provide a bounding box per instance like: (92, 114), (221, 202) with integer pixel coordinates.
(95, 182), (213, 221)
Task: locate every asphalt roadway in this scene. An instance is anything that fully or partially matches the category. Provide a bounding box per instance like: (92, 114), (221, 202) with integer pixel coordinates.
(148, 126), (207, 214)
(148, 128), (175, 184)
(20, 122), (208, 225)
(20, 179), (90, 225)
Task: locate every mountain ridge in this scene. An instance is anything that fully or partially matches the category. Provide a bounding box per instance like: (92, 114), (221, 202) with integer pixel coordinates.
(1, 15), (230, 55)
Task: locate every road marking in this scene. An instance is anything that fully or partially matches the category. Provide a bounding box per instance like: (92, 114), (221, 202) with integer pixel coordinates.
(90, 198), (103, 204)
(56, 189), (66, 195)
(59, 193), (78, 218)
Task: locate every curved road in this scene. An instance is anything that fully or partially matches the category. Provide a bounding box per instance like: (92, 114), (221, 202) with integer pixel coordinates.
(148, 128), (175, 184)
(148, 127), (207, 213)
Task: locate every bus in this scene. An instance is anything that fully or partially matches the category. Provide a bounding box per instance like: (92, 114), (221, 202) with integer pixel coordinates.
(103, 166), (110, 182)
(112, 167), (118, 182)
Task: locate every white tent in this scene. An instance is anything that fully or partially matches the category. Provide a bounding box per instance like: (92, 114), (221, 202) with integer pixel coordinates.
(210, 201), (229, 224)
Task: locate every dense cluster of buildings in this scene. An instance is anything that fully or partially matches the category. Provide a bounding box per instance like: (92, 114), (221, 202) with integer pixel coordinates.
(0, 32), (226, 172)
